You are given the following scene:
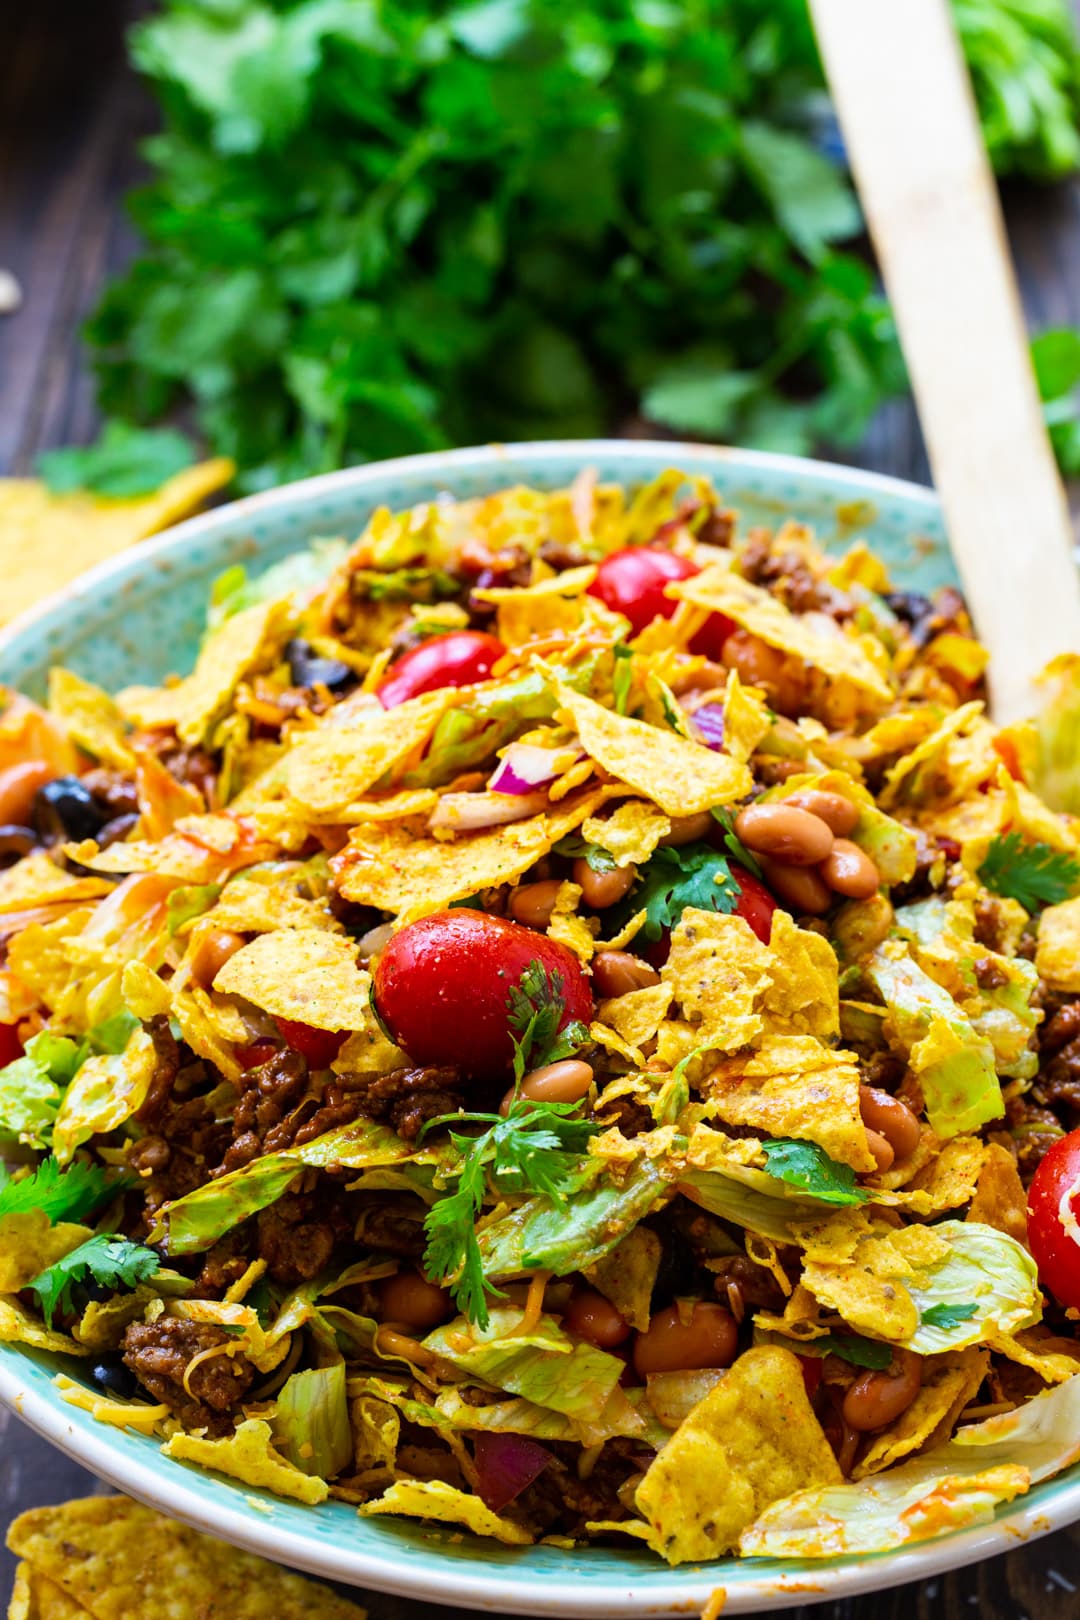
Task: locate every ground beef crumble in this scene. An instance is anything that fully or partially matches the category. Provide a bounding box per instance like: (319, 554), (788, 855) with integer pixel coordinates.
(342, 1065), (465, 1141)
(122, 1318), (255, 1433)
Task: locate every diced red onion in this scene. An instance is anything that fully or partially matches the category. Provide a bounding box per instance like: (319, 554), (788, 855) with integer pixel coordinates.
(472, 1431), (551, 1513)
(692, 702), (725, 751)
(488, 742), (584, 796)
(427, 790), (549, 834)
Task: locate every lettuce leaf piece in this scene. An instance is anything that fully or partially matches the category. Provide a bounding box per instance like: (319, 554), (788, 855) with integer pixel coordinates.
(269, 1361), (352, 1479)
(865, 943), (1003, 1138)
(155, 1117), (423, 1254)
(0, 1033), (86, 1149)
(741, 1372), (1080, 1558)
(52, 1027), (159, 1167)
(477, 1158), (667, 1279)
(676, 1152), (848, 1243)
(423, 1309), (634, 1432)
(903, 1220), (1040, 1354)
(207, 543), (347, 634)
(166, 883), (223, 936)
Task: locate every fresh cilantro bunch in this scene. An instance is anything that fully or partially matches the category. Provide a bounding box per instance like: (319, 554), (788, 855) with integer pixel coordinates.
(759, 1138), (868, 1206)
(978, 830), (1080, 909)
(0, 1156), (124, 1224)
(29, 1236), (161, 1328)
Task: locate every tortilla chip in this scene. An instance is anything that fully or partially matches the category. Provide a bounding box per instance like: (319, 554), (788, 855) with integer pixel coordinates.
(474, 566), (598, 646)
(545, 881), (597, 965)
(598, 983), (674, 1053)
(718, 670), (770, 763)
(8, 1562), (34, 1620)
(16, 1569), (90, 1620)
(966, 1142), (1029, 1244)
(0, 1212), (91, 1292)
(0, 460), (233, 626)
(358, 1479), (532, 1545)
(46, 670), (134, 770)
(703, 1036), (874, 1172)
(52, 1028), (159, 1166)
(879, 701), (985, 808)
(0, 854), (112, 916)
(797, 1222), (939, 1342)
(285, 690), (451, 816)
(662, 908), (770, 1052)
(581, 801), (672, 866)
(0, 1296), (86, 1355)
(585, 1226), (662, 1332)
(989, 1327), (1080, 1385)
(53, 1373), (168, 1434)
(332, 788), (607, 920)
(853, 1349), (990, 1477)
(214, 928), (369, 1033)
(119, 598), (291, 746)
(1036, 896), (1080, 994)
(635, 1346), (842, 1562)
(202, 876), (340, 938)
(555, 686), (751, 815)
(342, 789), (439, 822)
(892, 1134), (987, 1216)
(162, 1417), (328, 1503)
(671, 568), (892, 702)
(759, 911), (840, 1040)
(6, 1497), (364, 1618)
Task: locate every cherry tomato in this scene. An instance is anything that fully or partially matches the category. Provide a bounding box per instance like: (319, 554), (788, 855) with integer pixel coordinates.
(798, 1354), (824, 1400)
(377, 632), (506, 709)
(373, 908), (594, 1075)
(587, 548), (734, 656)
(0, 1023), (23, 1069)
(235, 1037), (280, 1071)
(275, 1018), (346, 1070)
(1027, 1129), (1080, 1308)
(642, 862), (778, 968)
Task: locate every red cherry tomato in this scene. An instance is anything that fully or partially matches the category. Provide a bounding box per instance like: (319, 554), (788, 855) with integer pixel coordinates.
(587, 548), (734, 656)
(373, 909), (594, 1075)
(642, 863), (777, 968)
(235, 1037), (280, 1071)
(798, 1354), (824, 1400)
(275, 1018), (346, 1070)
(377, 632), (506, 709)
(0, 1023), (23, 1069)
(1027, 1129), (1080, 1308)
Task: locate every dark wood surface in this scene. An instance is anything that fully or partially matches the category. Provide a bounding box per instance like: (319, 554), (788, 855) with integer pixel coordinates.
(3, 4), (1080, 1617)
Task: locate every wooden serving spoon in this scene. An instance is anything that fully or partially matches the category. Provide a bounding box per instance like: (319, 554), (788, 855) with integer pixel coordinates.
(808, 0), (1080, 725)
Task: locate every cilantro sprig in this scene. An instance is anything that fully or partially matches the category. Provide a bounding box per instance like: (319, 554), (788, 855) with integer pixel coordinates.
(421, 1099), (599, 1329)
(815, 1333), (892, 1369)
(551, 835), (616, 874)
(0, 1157), (126, 1225)
(759, 1139), (869, 1206)
(920, 1302), (978, 1330)
(978, 831), (1080, 910)
(37, 423), (196, 498)
(710, 807), (764, 880)
(29, 1236), (161, 1327)
(615, 841), (740, 943)
(506, 962), (589, 1084)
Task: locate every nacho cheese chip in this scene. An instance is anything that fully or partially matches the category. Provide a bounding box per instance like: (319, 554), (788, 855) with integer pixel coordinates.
(703, 1036), (874, 1172)
(285, 689), (451, 816)
(162, 1417), (328, 1503)
(358, 1479), (532, 1544)
(213, 928), (370, 1032)
(555, 686), (751, 815)
(1036, 896), (1080, 994)
(635, 1345), (842, 1562)
(853, 1349), (990, 1477)
(47, 670), (134, 770)
(662, 908), (770, 1052)
(6, 1497), (363, 1618)
(581, 800), (672, 866)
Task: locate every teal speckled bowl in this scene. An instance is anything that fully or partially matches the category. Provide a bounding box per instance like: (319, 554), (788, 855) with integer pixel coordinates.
(0, 443), (1068, 1616)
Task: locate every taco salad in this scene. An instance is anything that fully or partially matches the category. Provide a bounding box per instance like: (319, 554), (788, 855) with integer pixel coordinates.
(2, 470), (1080, 1562)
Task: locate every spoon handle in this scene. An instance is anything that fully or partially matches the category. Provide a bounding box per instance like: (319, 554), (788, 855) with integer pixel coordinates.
(809, 0), (1080, 724)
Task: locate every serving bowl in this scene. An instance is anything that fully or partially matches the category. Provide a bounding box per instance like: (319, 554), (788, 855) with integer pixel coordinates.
(0, 441), (1068, 1615)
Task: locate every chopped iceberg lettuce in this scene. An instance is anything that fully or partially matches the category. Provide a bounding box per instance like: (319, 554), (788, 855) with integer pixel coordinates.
(270, 1361), (353, 1479)
(477, 1158), (667, 1279)
(905, 1220), (1041, 1355)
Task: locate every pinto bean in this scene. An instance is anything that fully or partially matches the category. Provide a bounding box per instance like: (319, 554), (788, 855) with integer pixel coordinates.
(735, 803), (834, 866)
(508, 879), (563, 930)
(190, 928), (247, 989)
(377, 1270), (453, 1332)
(782, 789), (860, 836)
(658, 812), (714, 847)
(821, 839), (880, 899)
(843, 1349), (923, 1432)
(633, 1301), (738, 1376)
(860, 1086), (922, 1162)
(564, 1286), (631, 1349)
(758, 856), (832, 915)
(501, 1059), (595, 1116)
(573, 859), (636, 909)
(864, 1129), (895, 1174)
(592, 951), (661, 999)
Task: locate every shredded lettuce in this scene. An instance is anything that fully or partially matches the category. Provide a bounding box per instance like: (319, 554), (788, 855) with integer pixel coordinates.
(0, 1010), (144, 1153)
(865, 943), (1003, 1138)
(207, 543), (347, 634)
(904, 1220), (1040, 1354)
(270, 1361), (353, 1479)
(478, 1158), (667, 1280)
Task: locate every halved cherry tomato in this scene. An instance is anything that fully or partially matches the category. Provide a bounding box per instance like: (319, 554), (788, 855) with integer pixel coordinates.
(1027, 1129), (1080, 1308)
(377, 632), (506, 709)
(236, 1037), (280, 1071)
(587, 548), (733, 657)
(275, 1018), (346, 1070)
(373, 908), (593, 1075)
(641, 862), (777, 968)
(0, 1023), (23, 1069)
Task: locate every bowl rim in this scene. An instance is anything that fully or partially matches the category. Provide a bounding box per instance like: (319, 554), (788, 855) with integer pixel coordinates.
(0, 439), (1070, 1615)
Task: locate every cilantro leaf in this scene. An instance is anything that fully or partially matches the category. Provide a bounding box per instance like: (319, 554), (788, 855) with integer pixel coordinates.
(29, 1236), (161, 1327)
(0, 1158), (125, 1225)
(618, 842), (739, 943)
(815, 1333), (893, 1369)
(551, 835), (616, 874)
(421, 1098), (599, 1329)
(37, 422), (196, 498)
(978, 831), (1080, 910)
(759, 1138), (869, 1206)
(920, 1301), (978, 1330)
(710, 807), (764, 880)
(506, 961), (588, 1084)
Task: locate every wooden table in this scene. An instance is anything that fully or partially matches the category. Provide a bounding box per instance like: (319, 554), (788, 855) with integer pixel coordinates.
(2, 5), (1080, 1618)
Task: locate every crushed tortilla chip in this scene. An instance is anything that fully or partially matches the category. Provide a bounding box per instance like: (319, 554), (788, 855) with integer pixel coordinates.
(162, 1417), (328, 1503)
(635, 1345), (842, 1562)
(201, 876), (340, 938)
(6, 1497), (364, 1618)
(759, 911), (840, 1040)
(358, 1479), (532, 1544)
(0, 459), (234, 626)
(47, 670), (134, 770)
(581, 800), (672, 866)
(0, 854), (112, 916)
(285, 690), (452, 816)
(555, 686), (751, 815)
(966, 1142), (1029, 1245)
(988, 1327), (1080, 1385)
(671, 568), (892, 702)
(1036, 896), (1080, 994)
(853, 1349), (990, 1477)
(0, 1297), (86, 1355)
(703, 1036), (874, 1172)
(332, 788), (607, 919)
(214, 928), (370, 1033)
(13, 1566), (90, 1620)
(545, 881), (597, 965)
(0, 1212), (91, 1293)
(662, 908), (770, 1052)
(598, 982), (674, 1053)
(717, 670), (770, 763)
